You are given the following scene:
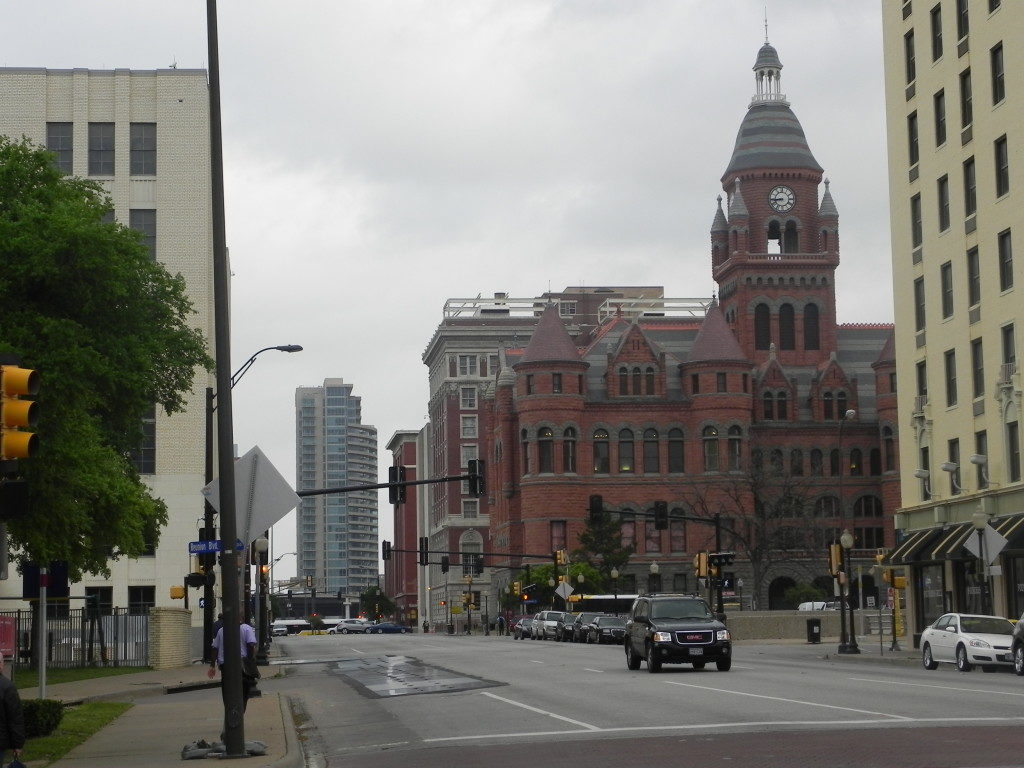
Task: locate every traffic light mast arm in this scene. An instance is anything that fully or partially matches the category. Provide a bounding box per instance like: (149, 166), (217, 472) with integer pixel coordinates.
(296, 471), (480, 498)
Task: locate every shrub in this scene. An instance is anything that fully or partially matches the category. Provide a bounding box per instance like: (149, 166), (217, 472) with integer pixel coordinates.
(23, 698), (64, 738)
(781, 584), (828, 610)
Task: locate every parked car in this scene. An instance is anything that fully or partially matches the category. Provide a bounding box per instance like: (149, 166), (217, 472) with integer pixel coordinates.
(571, 612), (604, 643)
(624, 593), (732, 672)
(921, 613), (1015, 672)
(513, 616), (535, 640)
(363, 622), (411, 634)
(328, 618), (373, 635)
(1012, 612), (1024, 675)
(588, 615), (627, 644)
(556, 612), (579, 642)
(533, 610), (565, 640)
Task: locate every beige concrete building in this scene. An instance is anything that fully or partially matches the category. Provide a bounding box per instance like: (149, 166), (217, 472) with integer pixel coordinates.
(883, 1), (1024, 639)
(0, 68), (214, 624)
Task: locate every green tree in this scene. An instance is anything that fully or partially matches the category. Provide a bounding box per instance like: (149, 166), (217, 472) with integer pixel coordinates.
(0, 137), (212, 577)
(571, 508), (633, 584)
(359, 585), (396, 620)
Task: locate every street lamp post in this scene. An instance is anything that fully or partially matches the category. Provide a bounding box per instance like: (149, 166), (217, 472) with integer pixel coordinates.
(836, 409), (861, 655)
(972, 508), (991, 614)
(610, 568), (619, 616)
(649, 561), (660, 594)
(201, 344), (302, 662)
(252, 536), (269, 664)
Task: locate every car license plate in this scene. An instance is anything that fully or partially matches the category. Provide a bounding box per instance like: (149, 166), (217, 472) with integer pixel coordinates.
(689, 647), (703, 656)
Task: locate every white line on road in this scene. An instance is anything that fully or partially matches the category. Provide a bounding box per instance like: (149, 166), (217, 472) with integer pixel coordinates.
(849, 676), (1024, 697)
(528, 659), (545, 664)
(422, 716), (1024, 743)
(583, 668), (604, 673)
(348, 647), (365, 654)
(477, 691), (599, 730)
(664, 681), (911, 720)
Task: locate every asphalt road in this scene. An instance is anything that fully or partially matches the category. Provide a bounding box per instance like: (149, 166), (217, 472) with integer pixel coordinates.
(263, 632), (1024, 767)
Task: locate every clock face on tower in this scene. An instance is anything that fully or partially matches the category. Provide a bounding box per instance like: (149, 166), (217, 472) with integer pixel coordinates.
(768, 185), (796, 212)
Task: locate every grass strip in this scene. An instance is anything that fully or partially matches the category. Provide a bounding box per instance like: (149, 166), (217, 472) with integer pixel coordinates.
(15, 665), (149, 690)
(20, 700), (132, 767)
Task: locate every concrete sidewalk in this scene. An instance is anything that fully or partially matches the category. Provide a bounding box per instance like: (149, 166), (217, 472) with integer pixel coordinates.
(23, 662), (301, 768)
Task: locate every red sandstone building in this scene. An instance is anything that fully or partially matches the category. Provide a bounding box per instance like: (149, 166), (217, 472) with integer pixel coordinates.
(391, 41), (900, 621)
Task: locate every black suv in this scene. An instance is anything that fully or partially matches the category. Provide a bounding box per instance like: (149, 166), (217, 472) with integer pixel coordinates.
(624, 593), (732, 673)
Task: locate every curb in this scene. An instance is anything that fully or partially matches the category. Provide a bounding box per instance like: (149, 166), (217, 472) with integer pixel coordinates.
(266, 694), (303, 768)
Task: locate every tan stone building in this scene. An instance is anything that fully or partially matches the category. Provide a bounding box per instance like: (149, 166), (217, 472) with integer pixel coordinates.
(882, 1), (1024, 638)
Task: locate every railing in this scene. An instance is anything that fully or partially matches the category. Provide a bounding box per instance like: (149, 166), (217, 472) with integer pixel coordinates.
(998, 362), (1017, 385)
(0, 607), (149, 669)
(913, 395), (928, 413)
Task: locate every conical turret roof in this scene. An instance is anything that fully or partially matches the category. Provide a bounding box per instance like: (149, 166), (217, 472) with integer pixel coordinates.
(711, 195), (728, 233)
(688, 300), (745, 362)
(516, 303), (582, 365)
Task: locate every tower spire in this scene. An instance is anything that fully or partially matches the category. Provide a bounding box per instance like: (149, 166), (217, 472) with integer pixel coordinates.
(764, 5), (769, 43)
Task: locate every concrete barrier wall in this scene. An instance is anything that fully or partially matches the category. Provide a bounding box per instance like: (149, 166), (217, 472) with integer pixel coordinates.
(725, 611), (842, 642)
(149, 607), (192, 669)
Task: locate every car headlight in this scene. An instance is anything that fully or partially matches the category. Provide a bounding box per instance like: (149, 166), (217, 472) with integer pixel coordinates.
(716, 629), (731, 641)
(968, 638), (992, 648)
(652, 631), (673, 642)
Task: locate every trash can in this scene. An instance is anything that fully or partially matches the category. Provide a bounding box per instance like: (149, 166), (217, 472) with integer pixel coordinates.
(447, 622), (455, 635)
(806, 618), (821, 644)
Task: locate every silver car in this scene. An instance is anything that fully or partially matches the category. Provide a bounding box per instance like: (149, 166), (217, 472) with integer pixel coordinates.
(533, 610), (567, 640)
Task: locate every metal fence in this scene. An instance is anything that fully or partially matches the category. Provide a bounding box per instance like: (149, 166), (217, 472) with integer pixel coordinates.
(0, 607), (149, 668)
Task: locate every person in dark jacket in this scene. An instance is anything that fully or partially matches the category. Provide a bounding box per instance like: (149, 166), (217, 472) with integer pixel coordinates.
(0, 655), (25, 764)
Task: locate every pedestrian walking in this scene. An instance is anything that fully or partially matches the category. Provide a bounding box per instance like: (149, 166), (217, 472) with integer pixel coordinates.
(496, 615), (506, 636)
(208, 616), (259, 711)
(0, 656), (25, 766)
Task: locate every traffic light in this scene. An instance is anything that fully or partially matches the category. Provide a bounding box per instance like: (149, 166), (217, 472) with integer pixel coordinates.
(555, 549), (568, 566)
(440, 600), (447, 607)
(388, 465), (406, 504)
(440, 555), (450, 574)
(473, 553), (484, 576)
(418, 536), (429, 566)
(653, 500), (668, 530)
(468, 458), (486, 497)
(521, 593), (529, 602)
(828, 543), (843, 576)
(0, 365), (39, 461)
(693, 551), (709, 578)
(588, 494), (603, 524)
(382, 540), (392, 561)
(709, 551), (735, 567)
(512, 581), (521, 595)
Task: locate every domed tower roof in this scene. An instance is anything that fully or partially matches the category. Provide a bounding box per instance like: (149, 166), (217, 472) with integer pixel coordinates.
(722, 41), (822, 182)
(516, 303), (582, 366)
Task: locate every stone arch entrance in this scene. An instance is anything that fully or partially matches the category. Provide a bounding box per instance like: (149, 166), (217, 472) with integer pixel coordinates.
(768, 576), (797, 609)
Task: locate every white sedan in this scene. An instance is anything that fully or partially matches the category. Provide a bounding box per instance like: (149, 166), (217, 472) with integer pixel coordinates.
(920, 613), (1016, 672)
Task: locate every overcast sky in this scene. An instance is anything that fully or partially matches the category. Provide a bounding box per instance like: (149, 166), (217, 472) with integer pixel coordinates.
(2, 1), (891, 580)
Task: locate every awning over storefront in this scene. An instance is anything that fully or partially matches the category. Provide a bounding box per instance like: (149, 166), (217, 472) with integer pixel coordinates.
(993, 513), (1024, 548)
(886, 528), (946, 565)
(928, 523), (974, 560)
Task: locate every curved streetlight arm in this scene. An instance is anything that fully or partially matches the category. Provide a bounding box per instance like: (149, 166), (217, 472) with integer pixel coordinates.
(230, 345), (303, 389)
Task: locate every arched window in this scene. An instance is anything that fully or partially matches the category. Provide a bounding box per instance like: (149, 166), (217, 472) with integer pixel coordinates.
(810, 449), (824, 476)
(668, 428), (684, 473)
(854, 495), (884, 517)
(521, 428), (530, 475)
(645, 512), (662, 553)
(777, 391), (788, 420)
(869, 448), (882, 476)
(779, 303), (795, 350)
(883, 426), (895, 471)
(728, 425), (743, 470)
(702, 426), (719, 472)
(632, 367), (642, 395)
(538, 427), (554, 473)
(619, 367), (629, 395)
(643, 428), (659, 474)
(767, 219), (782, 253)
(763, 392), (775, 420)
(645, 367), (655, 395)
(814, 495), (839, 517)
(829, 448), (840, 476)
(620, 512), (636, 550)
(784, 220), (799, 252)
(618, 429), (635, 473)
(849, 448), (863, 476)
(770, 448), (784, 473)
(823, 392), (834, 420)
(804, 304), (820, 350)
(751, 449), (764, 471)
(592, 429), (610, 474)
(837, 391), (848, 417)
(791, 448), (803, 476)
(754, 303), (771, 350)
(562, 427), (577, 473)
(459, 531), (484, 576)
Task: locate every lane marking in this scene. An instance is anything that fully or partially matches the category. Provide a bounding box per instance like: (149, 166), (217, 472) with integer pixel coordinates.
(477, 691), (599, 730)
(528, 660), (544, 664)
(664, 681), (911, 720)
(348, 648), (365, 655)
(583, 668), (604, 673)
(849, 676), (1024, 697)
(422, 716), (1024, 743)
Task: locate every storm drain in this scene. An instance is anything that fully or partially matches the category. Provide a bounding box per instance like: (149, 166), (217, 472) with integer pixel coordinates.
(335, 655), (502, 698)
